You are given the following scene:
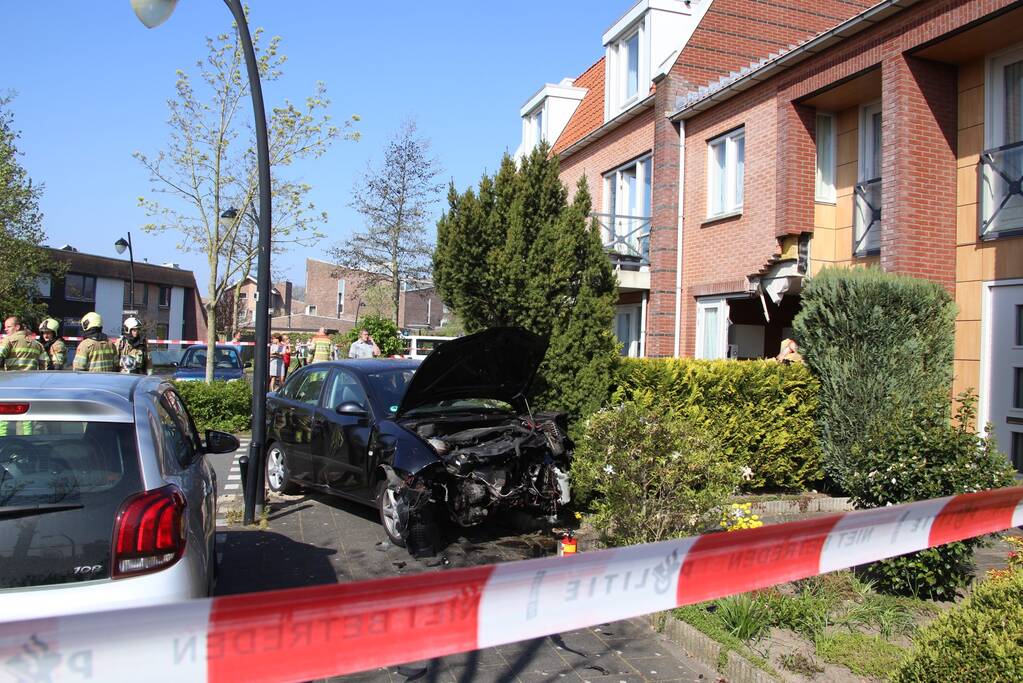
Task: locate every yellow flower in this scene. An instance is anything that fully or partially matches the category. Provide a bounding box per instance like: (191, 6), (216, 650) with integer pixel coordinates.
(574, 511), (583, 521)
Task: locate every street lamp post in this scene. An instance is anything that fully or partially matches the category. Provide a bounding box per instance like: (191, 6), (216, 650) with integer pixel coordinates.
(114, 233), (136, 313)
(133, 0), (273, 524)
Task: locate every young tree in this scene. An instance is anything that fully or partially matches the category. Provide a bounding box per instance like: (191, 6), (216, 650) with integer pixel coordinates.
(135, 17), (357, 381)
(434, 144), (619, 419)
(328, 120), (443, 323)
(0, 95), (63, 322)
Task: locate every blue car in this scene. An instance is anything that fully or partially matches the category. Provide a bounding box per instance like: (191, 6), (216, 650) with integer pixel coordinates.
(172, 344), (246, 382)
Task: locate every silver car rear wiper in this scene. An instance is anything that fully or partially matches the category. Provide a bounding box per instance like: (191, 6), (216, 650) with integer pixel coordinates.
(0, 503), (85, 520)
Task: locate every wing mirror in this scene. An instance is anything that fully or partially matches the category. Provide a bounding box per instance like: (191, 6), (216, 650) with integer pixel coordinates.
(205, 430), (240, 455)
(244, 360), (253, 368)
(335, 401), (368, 416)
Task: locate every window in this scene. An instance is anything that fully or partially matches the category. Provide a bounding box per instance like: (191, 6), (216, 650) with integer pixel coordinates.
(324, 369), (369, 410)
(531, 108), (543, 146)
(238, 292), (247, 300)
(607, 22), (645, 115)
(156, 323), (169, 340)
(855, 102), (883, 255)
(337, 279), (346, 316)
(294, 368), (329, 406)
(1015, 367), (1023, 410)
(306, 304), (317, 316)
(1013, 432), (1023, 473)
(859, 103), (882, 181)
(123, 282), (148, 308)
(982, 48), (1023, 237)
(64, 273), (96, 301)
(707, 129), (745, 218)
(157, 397), (195, 467)
(34, 275), (51, 298)
(279, 370), (305, 400)
(815, 113), (836, 203)
(1017, 305), (1023, 346)
(603, 155), (652, 260)
(159, 285), (172, 308)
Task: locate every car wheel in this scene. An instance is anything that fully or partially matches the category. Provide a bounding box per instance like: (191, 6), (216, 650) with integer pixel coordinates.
(376, 479), (439, 556)
(265, 443), (300, 495)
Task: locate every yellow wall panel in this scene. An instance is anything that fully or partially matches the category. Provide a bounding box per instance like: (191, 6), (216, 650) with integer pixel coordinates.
(957, 164), (978, 203)
(959, 60), (984, 94)
(957, 244), (984, 282)
(814, 202), (836, 229)
(957, 203), (979, 245)
(954, 320), (982, 361)
(953, 359), (981, 396)
(956, 279), (982, 321)
(959, 86), (984, 129)
(957, 125), (983, 168)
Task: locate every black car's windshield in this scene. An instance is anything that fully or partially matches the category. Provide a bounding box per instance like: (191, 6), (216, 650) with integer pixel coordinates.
(180, 347), (241, 369)
(365, 369), (416, 417)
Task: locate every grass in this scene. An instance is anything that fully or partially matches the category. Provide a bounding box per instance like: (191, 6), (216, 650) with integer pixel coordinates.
(712, 593), (774, 642)
(815, 632), (907, 678)
(779, 652), (824, 677)
(224, 508), (242, 525)
(672, 605), (779, 677)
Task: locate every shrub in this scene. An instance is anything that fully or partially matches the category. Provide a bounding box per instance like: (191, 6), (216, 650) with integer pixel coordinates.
(850, 395), (1015, 600)
(341, 314), (403, 357)
(711, 593), (774, 643)
(892, 568), (1023, 682)
(793, 267), (957, 490)
(571, 391), (740, 546)
(614, 357), (822, 492)
(174, 380), (252, 433)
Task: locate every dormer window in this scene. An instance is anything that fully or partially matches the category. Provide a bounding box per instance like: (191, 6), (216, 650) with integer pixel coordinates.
(607, 22), (646, 116)
(530, 107), (544, 146)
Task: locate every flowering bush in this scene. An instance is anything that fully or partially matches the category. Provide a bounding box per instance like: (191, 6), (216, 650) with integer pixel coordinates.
(720, 503), (763, 532)
(986, 536), (1023, 582)
(571, 391), (740, 546)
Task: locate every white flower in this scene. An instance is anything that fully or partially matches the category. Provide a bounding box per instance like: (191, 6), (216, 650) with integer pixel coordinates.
(671, 451), (682, 461)
(741, 466), (754, 481)
(603, 464), (615, 475)
(891, 478), (897, 484)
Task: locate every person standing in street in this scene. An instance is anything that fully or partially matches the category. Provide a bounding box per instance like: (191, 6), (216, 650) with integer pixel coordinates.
(117, 317), (151, 374)
(282, 334), (292, 379)
(311, 327), (333, 363)
(73, 313), (118, 372)
(0, 316), (45, 371)
(38, 318), (66, 370)
(268, 333), (286, 390)
(348, 328), (381, 359)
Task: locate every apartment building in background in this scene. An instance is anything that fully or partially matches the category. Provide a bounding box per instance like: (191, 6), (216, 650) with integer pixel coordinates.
(517, 0), (874, 357)
(36, 245), (206, 341)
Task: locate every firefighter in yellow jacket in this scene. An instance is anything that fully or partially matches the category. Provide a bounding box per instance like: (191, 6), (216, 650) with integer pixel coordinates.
(72, 313), (118, 372)
(0, 316), (45, 371)
(311, 327), (333, 363)
(38, 318), (67, 370)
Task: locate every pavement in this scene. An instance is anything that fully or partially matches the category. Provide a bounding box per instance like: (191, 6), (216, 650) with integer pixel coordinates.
(209, 441), (718, 683)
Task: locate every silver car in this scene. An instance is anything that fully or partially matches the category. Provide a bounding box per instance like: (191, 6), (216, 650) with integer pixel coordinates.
(0, 372), (234, 622)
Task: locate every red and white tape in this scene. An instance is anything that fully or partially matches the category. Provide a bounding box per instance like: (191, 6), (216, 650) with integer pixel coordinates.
(2, 486), (1021, 683)
(62, 337), (257, 346)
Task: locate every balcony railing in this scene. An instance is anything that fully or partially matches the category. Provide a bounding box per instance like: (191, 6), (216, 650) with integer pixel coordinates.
(980, 139), (1023, 239)
(591, 213), (650, 267)
(853, 177), (882, 256)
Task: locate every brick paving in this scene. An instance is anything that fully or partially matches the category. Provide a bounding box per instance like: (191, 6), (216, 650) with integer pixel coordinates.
(214, 490), (717, 683)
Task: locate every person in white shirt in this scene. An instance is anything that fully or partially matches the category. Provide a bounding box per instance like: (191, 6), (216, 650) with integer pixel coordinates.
(348, 328), (381, 359)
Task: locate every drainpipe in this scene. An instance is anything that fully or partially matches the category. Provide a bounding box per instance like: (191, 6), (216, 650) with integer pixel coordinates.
(673, 120), (686, 358)
(639, 291), (648, 357)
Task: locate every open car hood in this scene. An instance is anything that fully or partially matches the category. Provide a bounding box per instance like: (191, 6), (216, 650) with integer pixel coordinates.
(396, 327), (548, 417)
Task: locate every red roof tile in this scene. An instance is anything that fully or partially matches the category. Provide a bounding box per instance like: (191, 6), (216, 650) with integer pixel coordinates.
(551, 57), (605, 156)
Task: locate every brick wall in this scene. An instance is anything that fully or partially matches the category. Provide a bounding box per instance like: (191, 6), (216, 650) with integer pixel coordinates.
(558, 107), (655, 208)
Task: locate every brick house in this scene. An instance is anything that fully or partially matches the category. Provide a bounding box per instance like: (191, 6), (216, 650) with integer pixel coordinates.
(232, 277), (292, 327)
(36, 245), (206, 341)
(265, 258), (446, 333)
(642, 0), (1023, 472)
(517, 0), (874, 356)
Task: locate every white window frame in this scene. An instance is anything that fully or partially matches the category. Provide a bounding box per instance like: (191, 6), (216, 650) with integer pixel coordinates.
(337, 279), (346, 316)
(606, 20), (647, 117)
(706, 128), (745, 219)
(815, 113), (837, 203)
(858, 101), (882, 182)
(306, 305), (317, 316)
(985, 45), (1023, 149)
(695, 296), (730, 360)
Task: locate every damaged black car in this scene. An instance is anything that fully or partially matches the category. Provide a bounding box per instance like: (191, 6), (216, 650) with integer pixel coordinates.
(263, 327), (571, 556)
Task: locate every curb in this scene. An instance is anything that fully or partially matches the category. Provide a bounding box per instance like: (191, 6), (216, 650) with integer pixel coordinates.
(651, 613), (779, 683)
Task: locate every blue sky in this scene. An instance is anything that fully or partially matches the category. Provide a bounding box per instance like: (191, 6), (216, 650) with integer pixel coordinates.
(5, 2), (625, 293)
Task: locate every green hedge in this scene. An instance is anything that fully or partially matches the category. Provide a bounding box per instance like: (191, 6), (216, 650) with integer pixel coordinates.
(173, 380), (251, 433)
(892, 570), (1023, 682)
(613, 358), (822, 492)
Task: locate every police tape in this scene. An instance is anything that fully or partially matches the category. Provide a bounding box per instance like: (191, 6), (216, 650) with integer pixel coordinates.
(2, 486), (1021, 683)
(61, 337), (258, 346)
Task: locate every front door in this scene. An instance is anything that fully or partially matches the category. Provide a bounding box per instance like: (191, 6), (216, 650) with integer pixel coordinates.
(314, 368), (374, 496)
(984, 281), (1023, 474)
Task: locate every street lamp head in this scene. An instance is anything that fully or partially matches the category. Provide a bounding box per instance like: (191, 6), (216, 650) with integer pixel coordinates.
(114, 237), (129, 255)
(131, 0), (178, 28)
(221, 207), (239, 220)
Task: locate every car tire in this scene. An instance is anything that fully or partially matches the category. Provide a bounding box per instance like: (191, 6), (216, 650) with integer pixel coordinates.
(376, 479), (440, 557)
(265, 442), (300, 495)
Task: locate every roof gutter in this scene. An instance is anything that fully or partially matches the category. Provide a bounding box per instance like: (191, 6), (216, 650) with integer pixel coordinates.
(668, 0), (920, 122)
(556, 94), (656, 160)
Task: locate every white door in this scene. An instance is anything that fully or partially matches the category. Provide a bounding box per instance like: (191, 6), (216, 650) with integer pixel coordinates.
(982, 281), (1023, 474)
(615, 305), (642, 357)
(695, 297), (730, 360)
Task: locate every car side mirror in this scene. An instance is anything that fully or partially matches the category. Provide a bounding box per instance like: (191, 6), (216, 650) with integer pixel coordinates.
(171, 361), (178, 367)
(335, 401), (368, 416)
(245, 361), (253, 368)
(205, 430), (240, 455)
